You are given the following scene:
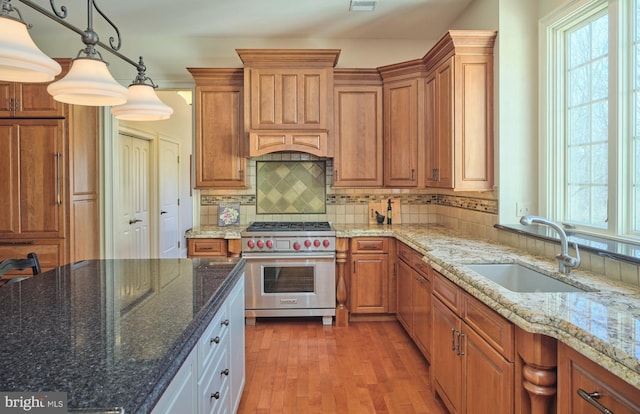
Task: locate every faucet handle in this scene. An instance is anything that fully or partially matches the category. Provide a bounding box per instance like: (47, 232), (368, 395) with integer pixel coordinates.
(569, 242), (581, 268)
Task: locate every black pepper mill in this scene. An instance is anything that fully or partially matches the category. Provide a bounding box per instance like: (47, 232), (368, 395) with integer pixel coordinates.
(387, 199), (392, 225)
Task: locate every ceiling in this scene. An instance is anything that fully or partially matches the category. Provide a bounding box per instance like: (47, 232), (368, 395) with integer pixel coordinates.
(22, 0), (475, 84)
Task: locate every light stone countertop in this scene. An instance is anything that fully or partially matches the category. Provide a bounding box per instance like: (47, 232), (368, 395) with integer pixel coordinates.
(186, 223), (640, 389)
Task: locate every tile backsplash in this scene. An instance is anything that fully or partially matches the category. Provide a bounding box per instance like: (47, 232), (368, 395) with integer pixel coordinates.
(256, 160), (326, 214)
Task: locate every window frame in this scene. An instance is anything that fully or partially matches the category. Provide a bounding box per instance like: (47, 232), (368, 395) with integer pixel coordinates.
(540, 0), (639, 242)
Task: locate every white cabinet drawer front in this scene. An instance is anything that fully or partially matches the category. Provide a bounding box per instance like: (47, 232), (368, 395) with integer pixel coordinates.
(199, 347), (230, 414)
(198, 307), (230, 378)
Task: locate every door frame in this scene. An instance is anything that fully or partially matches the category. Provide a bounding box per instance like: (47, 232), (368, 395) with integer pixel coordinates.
(104, 122), (157, 258)
(158, 134), (181, 258)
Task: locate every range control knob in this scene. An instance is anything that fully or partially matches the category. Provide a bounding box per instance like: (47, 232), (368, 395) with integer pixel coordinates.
(257, 240), (264, 248)
(304, 240), (312, 248)
(313, 240), (321, 247)
(247, 240), (255, 249)
(293, 242), (301, 251)
(266, 240), (273, 249)
(323, 240), (330, 248)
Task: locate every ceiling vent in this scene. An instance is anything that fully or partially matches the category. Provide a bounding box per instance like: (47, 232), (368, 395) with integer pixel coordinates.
(349, 0), (376, 12)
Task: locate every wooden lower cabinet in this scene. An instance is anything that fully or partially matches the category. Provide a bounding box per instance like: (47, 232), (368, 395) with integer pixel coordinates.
(188, 239), (228, 257)
(396, 242), (432, 361)
(557, 342), (640, 414)
(350, 238), (391, 314)
(187, 238), (241, 258)
(432, 270), (514, 414)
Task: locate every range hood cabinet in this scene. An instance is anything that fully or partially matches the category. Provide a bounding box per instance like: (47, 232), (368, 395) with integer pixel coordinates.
(237, 49), (340, 157)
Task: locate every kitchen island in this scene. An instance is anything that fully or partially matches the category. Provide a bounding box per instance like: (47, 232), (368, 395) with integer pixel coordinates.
(0, 258), (245, 413)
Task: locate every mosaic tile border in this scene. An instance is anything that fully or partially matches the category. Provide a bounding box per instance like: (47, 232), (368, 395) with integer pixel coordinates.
(201, 193), (497, 214)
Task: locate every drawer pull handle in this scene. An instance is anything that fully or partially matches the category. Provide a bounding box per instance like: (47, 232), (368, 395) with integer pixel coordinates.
(221, 368), (230, 376)
(210, 336), (220, 344)
(221, 319), (230, 326)
(456, 332), (465, 356)
(210, 391), (220, 400)
(577, 389), (614, 414)
(451, 328), (456, 351)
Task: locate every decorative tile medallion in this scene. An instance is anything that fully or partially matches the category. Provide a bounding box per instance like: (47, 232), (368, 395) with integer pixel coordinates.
(256, 161), (326, 214)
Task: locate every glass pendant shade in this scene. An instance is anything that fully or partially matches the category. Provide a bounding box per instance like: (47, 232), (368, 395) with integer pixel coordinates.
(0, 16), (62, 82)
(110, 84), (174, 121)
(47, 57), (129, 106)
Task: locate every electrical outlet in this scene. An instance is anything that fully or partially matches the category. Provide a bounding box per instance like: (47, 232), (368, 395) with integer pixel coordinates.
(516, 202), (531, 217)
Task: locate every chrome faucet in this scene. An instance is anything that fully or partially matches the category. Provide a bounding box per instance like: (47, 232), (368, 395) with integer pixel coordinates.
(520, 215), (581, 274)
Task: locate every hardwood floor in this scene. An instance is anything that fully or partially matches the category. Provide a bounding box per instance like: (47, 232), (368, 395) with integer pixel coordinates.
(238, 318), (448, 414)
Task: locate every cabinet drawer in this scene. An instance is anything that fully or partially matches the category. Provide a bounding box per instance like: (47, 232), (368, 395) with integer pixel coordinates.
(464, 294), (514, 361)
(188, 239), (228, 257)
(397, 242), (413, 263)
(412, 255), (429, 277)
(0, 239), (64, 274)
(199, 347), (230, 414)
(558, 342), (640, 414)
(432, 270), (462, 316)
(352, 237), (388, 253)
(198, 307), (230, 378)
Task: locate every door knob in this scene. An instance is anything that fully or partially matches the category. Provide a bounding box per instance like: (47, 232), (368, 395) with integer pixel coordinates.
(128, 218), (142, 225)
(160, 210), (168, 215)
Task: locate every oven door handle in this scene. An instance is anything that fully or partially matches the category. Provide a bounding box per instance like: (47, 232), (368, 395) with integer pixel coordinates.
(242, 253), (336, 260)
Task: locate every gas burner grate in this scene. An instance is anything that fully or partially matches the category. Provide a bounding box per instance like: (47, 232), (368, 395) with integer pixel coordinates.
(245, 221), (332, 232)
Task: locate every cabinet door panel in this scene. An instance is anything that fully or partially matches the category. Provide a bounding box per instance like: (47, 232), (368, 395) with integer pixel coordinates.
(351, 253), (388, 313)
(0, 124), (18, 234)
(413, 274), (431, 361)
(333, 85), (383, 187)
(383, 79), (419, 187)
(463, 324), (514, 414)
(432, 297), (462, 414)
(16, 83), (64, 117)
(196, 87), (246, 188)
(396, 258), (413, 332)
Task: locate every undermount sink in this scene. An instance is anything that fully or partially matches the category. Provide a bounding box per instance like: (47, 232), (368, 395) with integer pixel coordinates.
(465, 263), (588, 293)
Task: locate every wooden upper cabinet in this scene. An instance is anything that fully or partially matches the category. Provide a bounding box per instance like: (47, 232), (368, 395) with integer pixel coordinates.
(333, 69), (383, 187)
(188, 68), (247, 189)
(0, 119), (65, 239)
(237, 49), (340, 157)
(423, 30), (496, 191)
(0, 59), (69, 118)
(378, 59), (426, 188)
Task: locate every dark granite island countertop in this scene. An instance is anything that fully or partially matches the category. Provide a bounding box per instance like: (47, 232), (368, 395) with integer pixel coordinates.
(0, 258), (245, 413)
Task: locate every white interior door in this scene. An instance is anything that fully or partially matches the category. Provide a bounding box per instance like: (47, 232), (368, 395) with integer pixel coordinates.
(116, 134), (151, 259)
(159, 139), (180, 258)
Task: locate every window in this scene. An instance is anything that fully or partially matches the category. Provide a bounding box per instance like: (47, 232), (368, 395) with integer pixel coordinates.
(542, 0), (640, 240)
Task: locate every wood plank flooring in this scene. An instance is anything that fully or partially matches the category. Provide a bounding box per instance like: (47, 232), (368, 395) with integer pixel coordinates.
(238, 318), (448, 414)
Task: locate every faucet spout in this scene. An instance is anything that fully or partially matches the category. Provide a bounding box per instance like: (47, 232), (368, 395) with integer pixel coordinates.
(520, 215), (581, 273)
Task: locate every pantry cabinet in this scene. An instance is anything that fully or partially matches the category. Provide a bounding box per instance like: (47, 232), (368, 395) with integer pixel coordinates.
(188, 68), (247, 189)
(432, 270), (515, 414)
(333, 69), (383, 187)
(423, 30), (496, 191)
(557, 342), (640, 414)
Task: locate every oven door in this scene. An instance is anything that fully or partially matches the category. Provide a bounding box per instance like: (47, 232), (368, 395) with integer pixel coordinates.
(243, 253), (336, 315)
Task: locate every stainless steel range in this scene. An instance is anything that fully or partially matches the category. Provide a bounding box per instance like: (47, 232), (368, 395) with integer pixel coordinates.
(241, 221), (336, 325)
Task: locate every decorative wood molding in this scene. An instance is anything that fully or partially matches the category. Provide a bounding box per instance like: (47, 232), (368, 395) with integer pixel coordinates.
(236, 49), (341, 68)
(335, 237), (349, 327)
(515, 327), (558, 414)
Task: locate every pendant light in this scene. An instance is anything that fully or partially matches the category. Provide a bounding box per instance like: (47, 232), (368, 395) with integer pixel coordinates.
(0, 0), (171, 119)
(110, 57), (173, 121)
(47, 54), (129, 106)
(0, 3), (61, 82)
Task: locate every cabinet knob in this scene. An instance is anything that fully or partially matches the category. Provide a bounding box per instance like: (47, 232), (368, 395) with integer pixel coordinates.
(210, 391), (220, 400)
(221, 368), (230, 376)
(221, 319), (230, 326)
(210, 336), (220, 344)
